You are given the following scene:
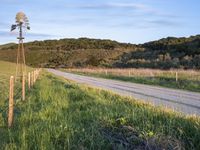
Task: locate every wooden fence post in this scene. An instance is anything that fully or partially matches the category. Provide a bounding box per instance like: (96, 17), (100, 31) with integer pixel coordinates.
(176, 72), (178, 82)
(8, 76), (14, 128)
(34, 70), (36, 83)
(28, 72), (31, 89)
(31, 72), (33, 87)
(33, 71), (35, 84)
(32, 71), (34, 86)
(129, 70), (131, 77)
(35, 70), (37, 80)
(36, 69), (38, 80)
(33, 71), (34, 84)
(22, 73), (25, 101)
(34, 70), (36, 82)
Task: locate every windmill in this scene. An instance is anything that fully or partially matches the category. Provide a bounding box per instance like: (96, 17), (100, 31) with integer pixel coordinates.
(11, 12), (30, 78)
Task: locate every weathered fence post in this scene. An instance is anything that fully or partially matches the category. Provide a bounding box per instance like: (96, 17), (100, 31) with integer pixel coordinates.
(8, 76), (14, 128)
(33, 71), (35, 84)
(34, 70), (36, 83)
(35, 70), (37, 81)
(22, 73), (25, 101)
(28, 72), (31, 89)
(32, 71), (34, 86)
(36, 69), (38, 80)
(35, 70), (37, 80)
(31, 72), (33, 87)
(176, 72), (178, 82)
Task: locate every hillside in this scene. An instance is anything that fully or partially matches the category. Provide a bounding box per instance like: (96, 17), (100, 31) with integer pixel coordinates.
(0, 35), (200, 69)
(114, 35), (200, 69)
(0, 38), (138, 68)
(0, 43), (16, 50)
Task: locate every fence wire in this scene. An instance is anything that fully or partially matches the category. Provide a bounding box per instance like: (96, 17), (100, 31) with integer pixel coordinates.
(0, 69), (41, 127)
(0, 77), (9, 117)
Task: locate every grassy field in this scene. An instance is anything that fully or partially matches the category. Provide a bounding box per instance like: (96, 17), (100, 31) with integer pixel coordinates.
(65, 68), (200, 92)
(0, 61), (34, 124)
(0, 71), (199, 149)
(0, 61), (21, 110)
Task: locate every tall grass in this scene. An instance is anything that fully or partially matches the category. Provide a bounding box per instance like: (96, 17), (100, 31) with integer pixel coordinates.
(66, 68), (200, 92)
(0, 61), (34, 127)
(0, 72), (199, 149)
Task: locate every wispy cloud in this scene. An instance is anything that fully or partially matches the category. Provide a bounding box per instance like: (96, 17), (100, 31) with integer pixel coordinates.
(0, 22), (10, 30)
(75, 3), (150, 11)
(148, 20), (181, 27)
(27, 32), (54, 38)
(0, 31), (9, 36)
(0, 30), (53, 38)
(0, 22), (9, 26)
(65, 2), (179, 28)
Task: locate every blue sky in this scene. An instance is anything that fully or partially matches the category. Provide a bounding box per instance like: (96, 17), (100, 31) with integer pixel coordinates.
(0, 0), (199, 44)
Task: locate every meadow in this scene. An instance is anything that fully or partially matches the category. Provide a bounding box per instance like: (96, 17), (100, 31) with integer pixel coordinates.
(0, 61), (33, 127)
(65, 68), (200, 92)
(0, 70), (199, 149)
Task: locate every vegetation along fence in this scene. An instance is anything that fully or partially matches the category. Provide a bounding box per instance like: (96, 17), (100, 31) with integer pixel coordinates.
(66, 68), (200, 92)
(0, 68), (41, 128)
(67, 68), (200, 81)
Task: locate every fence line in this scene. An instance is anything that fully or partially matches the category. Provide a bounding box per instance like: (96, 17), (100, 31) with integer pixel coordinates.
(67, 68), (200, 82)
(4, 68), (42, 128)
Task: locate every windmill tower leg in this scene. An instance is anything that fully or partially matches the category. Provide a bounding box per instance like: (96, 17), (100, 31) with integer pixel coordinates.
(21, 40), (26, 74)
(15, 42), (20, 80)
(15, 24), (26, 79)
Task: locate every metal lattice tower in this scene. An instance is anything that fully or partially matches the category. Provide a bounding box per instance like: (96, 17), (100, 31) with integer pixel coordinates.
(11, 12), (30, 77)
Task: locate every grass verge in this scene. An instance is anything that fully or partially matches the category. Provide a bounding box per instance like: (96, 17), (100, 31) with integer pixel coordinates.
(0, 72), (200, 149)
(65, 70), (200, 92)
(0, 61), (33, 113)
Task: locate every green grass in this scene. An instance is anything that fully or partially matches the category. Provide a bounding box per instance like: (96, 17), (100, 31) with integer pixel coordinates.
(66, 70), (200, 92)
(0, 61), (34, 122)
(0, 72), (199, 149)
(0, 61), (20, 109)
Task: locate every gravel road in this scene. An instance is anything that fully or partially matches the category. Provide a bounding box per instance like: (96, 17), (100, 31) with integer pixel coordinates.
(48, 69), (200, 115)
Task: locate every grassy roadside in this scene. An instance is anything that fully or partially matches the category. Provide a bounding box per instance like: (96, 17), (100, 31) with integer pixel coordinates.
(64, 70), (200, 92)
(0, 72), (200, 149)
(0, 61), (34, 111)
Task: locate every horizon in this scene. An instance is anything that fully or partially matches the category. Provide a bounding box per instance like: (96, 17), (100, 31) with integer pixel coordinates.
(0, 0), (200, 44)
(1, 34), (200, 46)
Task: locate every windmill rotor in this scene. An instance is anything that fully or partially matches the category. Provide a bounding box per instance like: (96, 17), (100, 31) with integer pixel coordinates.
(11, 12), (30, 32)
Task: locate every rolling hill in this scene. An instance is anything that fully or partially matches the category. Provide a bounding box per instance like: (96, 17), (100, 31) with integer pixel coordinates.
(0, 38), (138, 68)
(114, 35), (200, 69)
(0, 43), (16, 50)
(0, 35), (200, 69)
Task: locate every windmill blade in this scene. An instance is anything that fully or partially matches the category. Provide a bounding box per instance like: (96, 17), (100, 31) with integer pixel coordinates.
(11, 24), (17, 31)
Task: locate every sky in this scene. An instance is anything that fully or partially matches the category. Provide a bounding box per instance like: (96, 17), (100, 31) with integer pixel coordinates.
(0, 0), (199, 44)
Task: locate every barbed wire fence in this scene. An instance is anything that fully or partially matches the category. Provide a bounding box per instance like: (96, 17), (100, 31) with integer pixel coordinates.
(0, 68), (41, 128)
